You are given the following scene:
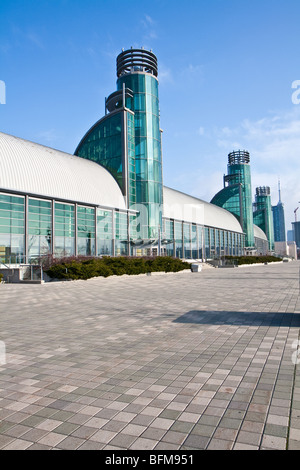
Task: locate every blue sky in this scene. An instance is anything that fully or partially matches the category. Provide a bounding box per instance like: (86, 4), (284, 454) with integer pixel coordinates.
(1, 0), (300, 232)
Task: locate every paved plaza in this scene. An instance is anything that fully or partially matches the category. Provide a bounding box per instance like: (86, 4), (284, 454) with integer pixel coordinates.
(0, 261), (300, 451)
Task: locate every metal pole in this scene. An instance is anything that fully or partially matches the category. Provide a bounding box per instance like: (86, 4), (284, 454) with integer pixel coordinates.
(158, 224), (161, 256)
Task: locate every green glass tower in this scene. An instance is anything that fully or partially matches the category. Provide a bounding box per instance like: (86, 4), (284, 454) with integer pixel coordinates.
(211, 150), (255, 248)
(253, 186), (274, 251)
(116, 48), (163, 240)
(75, 48), (163, 241)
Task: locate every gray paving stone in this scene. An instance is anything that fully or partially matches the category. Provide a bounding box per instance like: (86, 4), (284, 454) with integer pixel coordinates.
(0, 261), (299, 450)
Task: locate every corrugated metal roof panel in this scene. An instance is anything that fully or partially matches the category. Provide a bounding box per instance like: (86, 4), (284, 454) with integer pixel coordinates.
(0, 132), (126, 210)
(253, 224), (268, 241)
(163, 186), (244, 233)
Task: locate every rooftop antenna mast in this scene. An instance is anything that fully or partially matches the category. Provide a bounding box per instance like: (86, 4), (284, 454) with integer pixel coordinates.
(278, 179), (282, 203)
(295, 207), (299, 222)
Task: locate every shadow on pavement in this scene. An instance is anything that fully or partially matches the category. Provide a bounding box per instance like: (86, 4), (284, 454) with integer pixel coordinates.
(173, 310), (300, 327)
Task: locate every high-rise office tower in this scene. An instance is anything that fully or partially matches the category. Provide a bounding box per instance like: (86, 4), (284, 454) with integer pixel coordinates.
(75, 47), (163, 241)
(292, 221), (300, 249)
(253, 186), (274, 251)
(211, 150), (255, 248)
(272, 181), (286, 242)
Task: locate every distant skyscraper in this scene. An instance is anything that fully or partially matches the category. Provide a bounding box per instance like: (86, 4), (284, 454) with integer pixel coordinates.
(253, 186), (274, 251)
(292, 221), (300, 249)
(272, 181), (286, 242)
(287, 229), (294, 242)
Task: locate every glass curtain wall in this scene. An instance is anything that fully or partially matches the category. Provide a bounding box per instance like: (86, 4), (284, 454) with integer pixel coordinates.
(117, 73), (163, 239)
(174, 221), (183, 258)
(75, 112), (124, 192)
(77, 206), (96, 256)
(97, 209), (113, 256)
(163, 219), (174, 257)
(129, 213), (138, 255)
(0, 193), (25, 263)
(127, 112), (136, 206)
(210, 229), (215, 258)
(191, 225), (198, 259)
(54, 202), (75, 257)
(205, 227), (210, 259)
(198, 226), (203, 259)
(253, 187), (274, 251)
(115, 211), (128, 256)
(211, 151), (254, 248)
(28, 198), (52, 261)
(183, 223), (191, 259)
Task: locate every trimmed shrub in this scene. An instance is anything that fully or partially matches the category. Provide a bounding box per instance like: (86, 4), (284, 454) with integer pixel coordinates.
(45, 256), (190, 281)
(224, 255), (281, 265)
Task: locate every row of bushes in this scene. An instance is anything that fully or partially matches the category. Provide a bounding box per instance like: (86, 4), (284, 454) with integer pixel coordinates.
(224, 255), (282, 265)
(45, 256), (191, 281)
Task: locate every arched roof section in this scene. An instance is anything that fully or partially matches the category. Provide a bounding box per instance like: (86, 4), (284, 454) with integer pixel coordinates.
(0, 132), (126, 210)
(163, 186), (244, 233)
(253, 224), (268, 241)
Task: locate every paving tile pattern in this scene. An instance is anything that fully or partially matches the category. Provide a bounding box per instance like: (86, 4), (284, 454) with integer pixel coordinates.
(0, 261), (299, 450)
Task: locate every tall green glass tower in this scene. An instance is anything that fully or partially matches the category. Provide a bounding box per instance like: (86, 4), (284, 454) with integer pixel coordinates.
(253, 186), (274, 251)
(211, 150), (255, 248)
(75, 47), (163, 242)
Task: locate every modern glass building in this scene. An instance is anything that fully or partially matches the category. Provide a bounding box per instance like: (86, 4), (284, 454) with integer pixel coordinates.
(0, 132), (137, 263)
(1, 47), (271, 267)
(292, 221), (300, 249)
(253, 186), (274, 251)
(210, 150), (255, 248)
(75, 48), (163, 242)
(272, 182), (286, 242)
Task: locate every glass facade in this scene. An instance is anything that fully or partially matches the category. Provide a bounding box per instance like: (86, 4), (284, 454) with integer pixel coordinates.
(191, 225), (198, 259)
(0, 193), (25, 263)
(77, 205), (96, 256)
(253, 187), (274, 251)
(97, 209), (113, 256)
(115, 211), (128, 256)
(54, 202), (75, 257)
(174, 221), (183, 259)
(272, 202), (286, 242)
(163, 218), (174, 257)
(28, 198), (52, 260)
(127, 112), (136, 206)
(162, 218), (243, 259)
(75, 112), (124, 192)
(117, 73), (163, 240)
(211, 151), (254, 248)
(0, 191), (245, 263)
(0, 51), (252, 266)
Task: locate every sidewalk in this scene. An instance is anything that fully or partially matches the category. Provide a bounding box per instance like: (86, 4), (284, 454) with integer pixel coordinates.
(0, 261), (299, 450)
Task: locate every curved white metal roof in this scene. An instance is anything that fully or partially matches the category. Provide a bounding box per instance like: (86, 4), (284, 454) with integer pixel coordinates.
(0, 132), (126, 210)
(253, 224), (268, 241)
(163, 186), (244, 233)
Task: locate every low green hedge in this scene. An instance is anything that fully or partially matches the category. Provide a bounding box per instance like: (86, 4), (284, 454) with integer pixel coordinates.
(224, 255), (281, 265)
(45, 256), (190, 281)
